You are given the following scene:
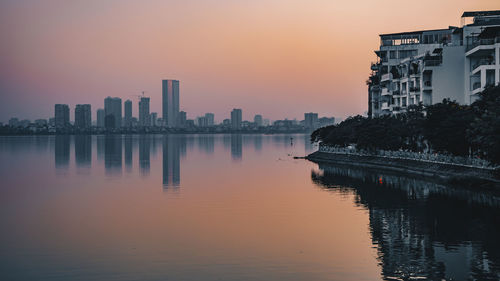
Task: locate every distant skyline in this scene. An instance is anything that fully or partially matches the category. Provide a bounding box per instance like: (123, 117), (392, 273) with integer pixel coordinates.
(0, 0), (498, 123)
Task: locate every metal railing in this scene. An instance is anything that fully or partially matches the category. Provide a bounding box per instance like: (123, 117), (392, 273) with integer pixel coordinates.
(318, 144), (497, 170)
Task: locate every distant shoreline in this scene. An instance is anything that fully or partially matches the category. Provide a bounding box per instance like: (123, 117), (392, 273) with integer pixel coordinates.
(0, 131), (310, 136)
(306, 151), (500, 188)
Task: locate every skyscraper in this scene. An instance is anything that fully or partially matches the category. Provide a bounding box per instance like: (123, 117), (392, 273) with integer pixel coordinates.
(205, 113), (215, 127)
(254, 114), (263, 126)
(74, 104), (91, 129)
(150, 112), (158, 127)
(97, 109), (105, 127)
(104, 97), (122, 129)
(124, 99), (132, 127)
(231, 108), (242, 129)
(304, 112), (319, 129)
(139, 97), (150, 127)
(178, 111), (187, 128)
(162, 79), (179, 128)
(54, 104), (70, 128)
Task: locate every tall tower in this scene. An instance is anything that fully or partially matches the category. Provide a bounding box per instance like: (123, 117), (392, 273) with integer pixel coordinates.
(162, 80), (180, 128)
(54, 104), (70, 128)
(231, 109), (242, 129)
(139, 97), (150, 127)
(75, 104), (91, 129)
(124, 100), (132, 127)
(104, 97), (122, 129)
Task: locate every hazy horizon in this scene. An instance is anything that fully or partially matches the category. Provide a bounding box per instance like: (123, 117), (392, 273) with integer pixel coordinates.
(1, 0), (498, 123)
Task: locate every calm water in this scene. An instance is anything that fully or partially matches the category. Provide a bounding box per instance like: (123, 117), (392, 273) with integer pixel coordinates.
(0, 134), (499, 281)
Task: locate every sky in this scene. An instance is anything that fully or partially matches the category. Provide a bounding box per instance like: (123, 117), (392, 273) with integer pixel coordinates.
(0, 0), (498, 123)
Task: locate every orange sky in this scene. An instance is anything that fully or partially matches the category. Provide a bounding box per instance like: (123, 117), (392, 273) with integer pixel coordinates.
(0, 0), (498, 122)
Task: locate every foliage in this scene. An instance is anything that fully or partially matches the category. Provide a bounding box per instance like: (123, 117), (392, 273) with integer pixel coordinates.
(312, 85), (500, 164)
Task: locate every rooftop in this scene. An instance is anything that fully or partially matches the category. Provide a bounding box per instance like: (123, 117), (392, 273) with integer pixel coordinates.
(462, 10), (500, 18)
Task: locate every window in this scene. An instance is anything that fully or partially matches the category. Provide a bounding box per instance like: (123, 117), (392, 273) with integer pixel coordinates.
(390, 51), (397, 59)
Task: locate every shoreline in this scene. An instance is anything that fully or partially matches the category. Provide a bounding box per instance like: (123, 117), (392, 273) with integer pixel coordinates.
(306, 151), (500, 187)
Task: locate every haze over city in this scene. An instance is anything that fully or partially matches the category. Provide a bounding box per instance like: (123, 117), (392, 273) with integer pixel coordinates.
(0, 0), (498, 123)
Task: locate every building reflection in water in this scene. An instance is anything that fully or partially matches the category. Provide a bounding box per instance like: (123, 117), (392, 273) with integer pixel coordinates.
(198, 134), (214, 155)
(253, 134), (262, 152)
(139, 135), (150, 176)
(311, 164), (500, 281)
(54, 135), (70, 169)
(162, 135), (182, 189)
(124, 135), (133, 173)
(74, 135), (91, 167)
(230, 134), (242, 161)
(104, 135), (122, 175)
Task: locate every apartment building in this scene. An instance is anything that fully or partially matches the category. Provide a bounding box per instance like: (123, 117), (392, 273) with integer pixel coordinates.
(368, 10), (500, 117)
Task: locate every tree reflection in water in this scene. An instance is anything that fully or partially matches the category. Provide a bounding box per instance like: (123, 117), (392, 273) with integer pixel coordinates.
(311, 164), (500, 281)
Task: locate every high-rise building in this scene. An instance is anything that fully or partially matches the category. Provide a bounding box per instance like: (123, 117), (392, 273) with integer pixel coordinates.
(8, 118), (19, 127)
(231, 109), (242, 129)
(205, 113), (215, 127)
(97, 109), (105, 128)
(124, 99), (132, 127)
(304, 113), (319, 129)
(150, 112), (158, 127)
(254, 114), (263, 126)
(162, 79), (180, 128)
(196, 116), (208, 127)
(54, 104), (70, 128)
(368, 10), (500, 117)
(75, 104), (91, 129)
(104, 97), (122, 129)
(178, 111), (187, 128)
(139, 97), (150, 127)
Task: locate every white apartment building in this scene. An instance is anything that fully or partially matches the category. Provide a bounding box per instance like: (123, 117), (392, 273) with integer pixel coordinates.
(368, 10), (500, 117)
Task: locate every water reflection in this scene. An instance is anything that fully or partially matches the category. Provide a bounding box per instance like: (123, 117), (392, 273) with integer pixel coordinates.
(54, 135), (70, 168)
(230, 134), (242, 161)
(162, 135), (181, 189)
(124, 135), (133, 173)
(198, 135), (214, 154)
(104, 135), (122, 175)
(74, 135), (91, 167)
(311, 164), (500, 281)
(139, 135), (150, 176)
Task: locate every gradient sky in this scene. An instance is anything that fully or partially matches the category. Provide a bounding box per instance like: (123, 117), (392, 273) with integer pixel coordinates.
(0, 0), (498, 123)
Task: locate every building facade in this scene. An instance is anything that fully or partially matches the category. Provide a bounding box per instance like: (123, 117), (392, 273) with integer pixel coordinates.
(97, 109), (105, 128)
(54, 104), (70, 128)
(139, 97), (150, 127)
(231, 108), (242, 129)
(74, 104), (91, 129)
(104, 97), (122, 129)
(254, 114), (263, 126)
(204, 113), (215, 127)
(124, 99), (132, 127)
(162, 79), (180, 128)
(368, 10), (500, 117)
(304, 112), (319, 129)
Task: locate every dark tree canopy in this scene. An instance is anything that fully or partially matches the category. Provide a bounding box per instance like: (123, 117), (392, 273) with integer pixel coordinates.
(312, 86), (500, 164)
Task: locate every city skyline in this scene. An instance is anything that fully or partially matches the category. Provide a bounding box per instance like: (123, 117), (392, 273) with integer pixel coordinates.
(1, 0), (498, 123)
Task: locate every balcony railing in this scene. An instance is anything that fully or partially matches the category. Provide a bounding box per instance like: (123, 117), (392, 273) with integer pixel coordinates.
(466, 37), (500, 52)
(424, 60), (441, 67)
(409, 86), (421, 92)
(471, 58), (495, 71)
(381, 73), (392, 82)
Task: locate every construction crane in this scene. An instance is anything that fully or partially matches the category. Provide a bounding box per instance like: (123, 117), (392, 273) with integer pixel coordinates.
(130, 91), (148, 101)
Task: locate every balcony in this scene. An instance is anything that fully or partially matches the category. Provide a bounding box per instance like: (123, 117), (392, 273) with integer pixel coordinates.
(381, 73), (392, 82)
(371, 63), (380, 71)
(471, 58), (495, 72)
(466, 37), (500, 52)
(409, 86), (421, 92)
(422, 80), (432, 90)
(381, 87), (391, 96)
(381, 102), (390, 111)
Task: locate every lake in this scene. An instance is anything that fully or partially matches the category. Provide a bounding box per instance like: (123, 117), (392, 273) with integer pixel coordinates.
(0, 134), (499, 280)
